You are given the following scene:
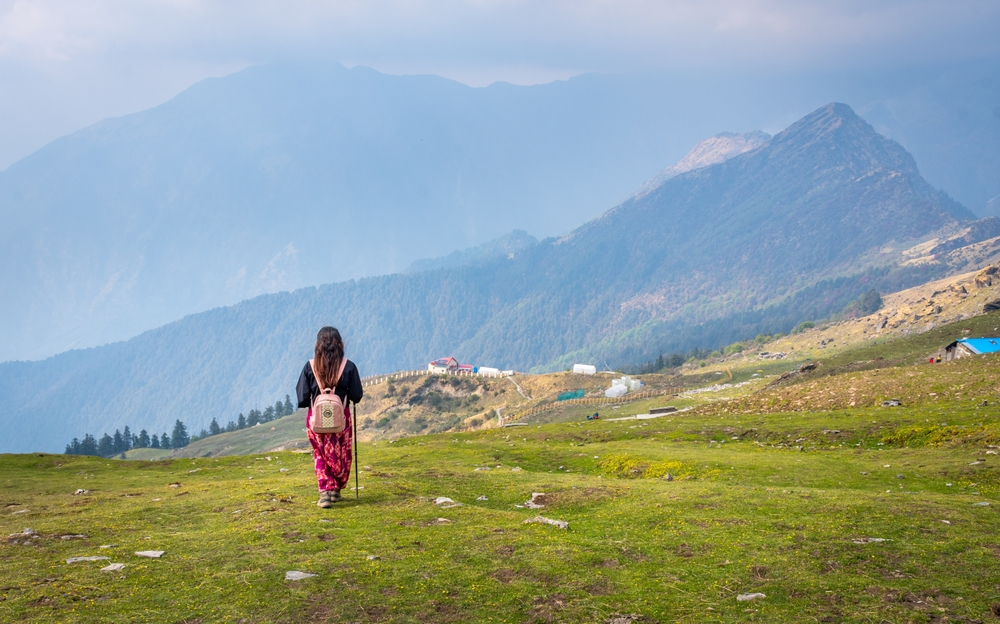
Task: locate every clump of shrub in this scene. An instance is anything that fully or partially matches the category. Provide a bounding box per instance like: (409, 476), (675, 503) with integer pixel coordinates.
(880, 423), (1000, 448)
(792, 320), (815, 334)
(598, 453), (690, 479)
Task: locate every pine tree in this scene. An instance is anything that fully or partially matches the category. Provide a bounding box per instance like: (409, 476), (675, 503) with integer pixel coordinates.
(113, 430), (125, 454)
(237, 413), (246, 429)
(80, 434), (99, 456)
(274, 400), (285, 417)
(262, 406), (275, 423)
(137, 429), (150, 448)
(123, 426), (133, 451)
(98, 433), (114, 457)
(209, 418), (221, 436)
(225, 420), (236, 433)
(161, 432), (171, 449)
(151, 434), (160, 449)
(66, 438), (80, 455)
(171, 420), (190, 448)
(247, 410), (260, 427)
(283, 395), (294, 415)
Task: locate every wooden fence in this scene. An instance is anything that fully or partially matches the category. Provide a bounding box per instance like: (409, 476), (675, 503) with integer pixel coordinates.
(361, 368), (511, 388)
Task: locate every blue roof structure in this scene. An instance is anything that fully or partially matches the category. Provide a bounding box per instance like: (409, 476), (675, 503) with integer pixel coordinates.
(957, 338), (1000, 354)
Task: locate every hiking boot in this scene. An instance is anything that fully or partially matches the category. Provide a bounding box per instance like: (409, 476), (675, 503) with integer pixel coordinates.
(317, 491), (333, 508)
(330, 489), (342, 503)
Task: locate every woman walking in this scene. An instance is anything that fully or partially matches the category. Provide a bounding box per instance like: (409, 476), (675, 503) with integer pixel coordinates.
(296, 326), (364, 507)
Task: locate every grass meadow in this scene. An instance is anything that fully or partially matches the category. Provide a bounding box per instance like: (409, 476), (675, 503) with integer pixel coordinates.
(3, 393), (999, 622)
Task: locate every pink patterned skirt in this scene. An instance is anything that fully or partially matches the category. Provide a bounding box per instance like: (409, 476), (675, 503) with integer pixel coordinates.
(306, 406), (353, 492)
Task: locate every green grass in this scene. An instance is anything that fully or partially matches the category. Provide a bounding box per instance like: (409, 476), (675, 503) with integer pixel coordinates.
(121, 410), (311, 460)
(739, 310), (1000, 382)
(4, 397), (1000, 622)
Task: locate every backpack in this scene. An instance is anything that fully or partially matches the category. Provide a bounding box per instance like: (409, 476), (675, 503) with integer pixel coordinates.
(309, 358), (349, 434)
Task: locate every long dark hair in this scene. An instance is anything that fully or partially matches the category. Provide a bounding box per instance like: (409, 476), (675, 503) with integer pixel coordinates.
(313, 326), (345, 390)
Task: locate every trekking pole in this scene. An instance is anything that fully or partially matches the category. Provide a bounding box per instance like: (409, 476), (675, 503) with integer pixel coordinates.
(353, 401), (359, 499)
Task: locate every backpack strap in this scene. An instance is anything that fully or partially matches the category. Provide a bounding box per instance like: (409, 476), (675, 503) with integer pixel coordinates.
(334, 357), (348, 386)
(309, 357), (349, 394)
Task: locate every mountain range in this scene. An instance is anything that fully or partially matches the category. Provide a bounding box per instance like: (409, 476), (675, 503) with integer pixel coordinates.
(3, 102), (998, 454)
(2, 61), (999, 363)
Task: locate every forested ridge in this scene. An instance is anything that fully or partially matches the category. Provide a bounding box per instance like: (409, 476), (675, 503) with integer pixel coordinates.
(1, 103), (990, 453)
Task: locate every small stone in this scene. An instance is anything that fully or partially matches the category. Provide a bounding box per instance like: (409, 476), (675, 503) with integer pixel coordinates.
(168, 483), (181, 487)
(525, 493), (547, 509)
(523, 515), (568, 529)
(366, 555), (381, 561)
(896, 474), (904, 479)
(99, 544), (116, 549)
(737, 592), (766, 602)
(187, 468), (201, 474)
(476, 496), (488, 501)
(473, 467), (490, 471)
(135, 550), (165, 558)
(66, 556), (109, 564)
(285, 571), (318, 581)
(433, 497), (456, 505)
(972, 502), (990, 507)
(60, 534), (86, 540)
(101, 563), (125, 572)
(279, 469), (289, 473)
(941, 520), (951, 524)
(852, 537), (887, 544)
(12, 509), (29, 514)
(73, 489), (90, 495)
(606, 615), (643, 624)
(511, 467), (522, 472)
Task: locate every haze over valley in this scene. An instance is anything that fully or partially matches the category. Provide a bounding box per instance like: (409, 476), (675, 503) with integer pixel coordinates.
(1, 62), (999, 363)
(3, 100), (999, 453)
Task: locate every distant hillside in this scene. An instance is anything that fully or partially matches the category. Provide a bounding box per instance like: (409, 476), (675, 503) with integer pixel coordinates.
(0, 64), (759, 362)
(632, 131), (770, 197)
(3, 61), (1000, 363)
(405, 230), (538, 273)
(3, 102), (997, 454)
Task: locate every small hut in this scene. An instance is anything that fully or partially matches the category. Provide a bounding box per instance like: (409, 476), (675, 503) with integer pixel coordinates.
(942, 338), (1000, 361)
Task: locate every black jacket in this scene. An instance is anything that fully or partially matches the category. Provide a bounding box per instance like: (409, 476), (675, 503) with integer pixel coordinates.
(296, 359), (364, 409)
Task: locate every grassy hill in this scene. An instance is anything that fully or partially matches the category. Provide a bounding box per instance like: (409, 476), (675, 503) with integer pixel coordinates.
(4, 326), (1000, 621)
(125, 296), (1000, 461)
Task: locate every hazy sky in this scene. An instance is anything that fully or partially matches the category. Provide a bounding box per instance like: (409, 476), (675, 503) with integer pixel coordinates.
(1, 0), (998, 170)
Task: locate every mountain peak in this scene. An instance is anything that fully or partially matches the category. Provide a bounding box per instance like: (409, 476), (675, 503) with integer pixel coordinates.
(765, 102), (925, 181)
(635, 130), (771, 197)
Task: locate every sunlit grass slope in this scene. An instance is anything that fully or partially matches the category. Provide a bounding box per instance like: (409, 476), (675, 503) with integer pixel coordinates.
(3, 383), (1000, 622)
